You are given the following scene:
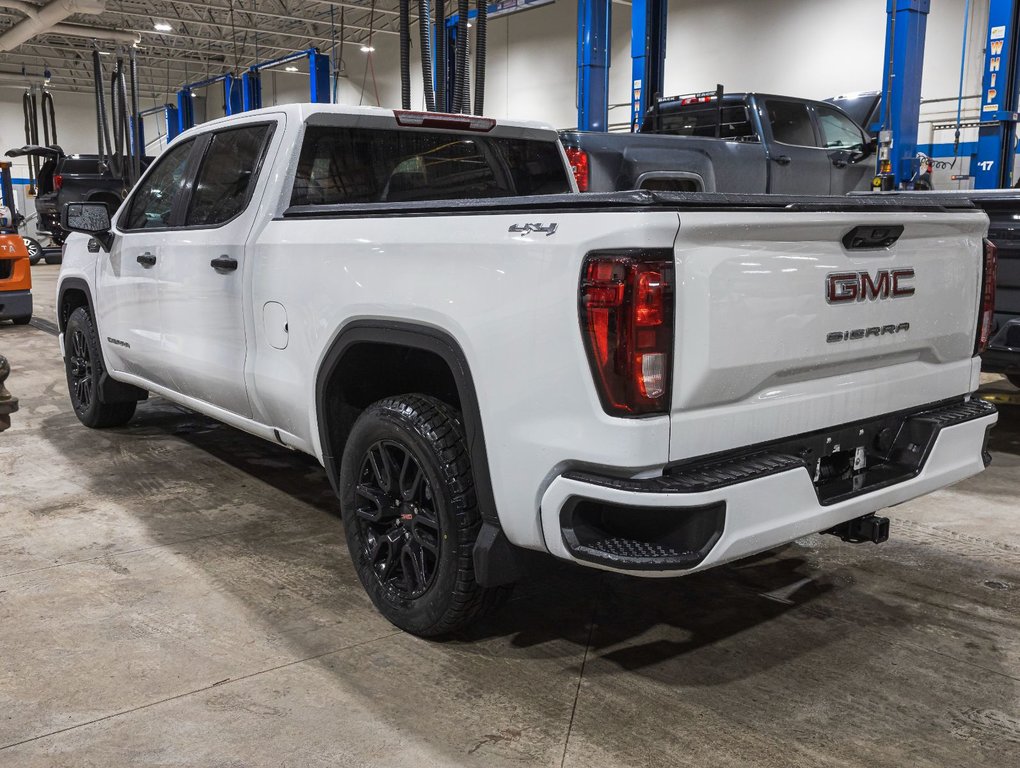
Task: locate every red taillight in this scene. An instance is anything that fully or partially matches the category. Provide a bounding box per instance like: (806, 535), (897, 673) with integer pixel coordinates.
(580, 251), (674, 416)
(976, 237), (998, 354)
(565, 147), (589, 192)
(53, 174), (63, 190)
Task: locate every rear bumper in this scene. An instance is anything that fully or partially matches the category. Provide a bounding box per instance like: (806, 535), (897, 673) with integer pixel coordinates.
(0, 290), (32, 320)
(540, 398), (997, 576)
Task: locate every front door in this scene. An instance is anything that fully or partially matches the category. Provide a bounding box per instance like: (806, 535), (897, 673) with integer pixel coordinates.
(814, 104), (874, 194)
(761, 98), (832, 195)
(96, 138), (198, 386)
(157, 121), (277, 419)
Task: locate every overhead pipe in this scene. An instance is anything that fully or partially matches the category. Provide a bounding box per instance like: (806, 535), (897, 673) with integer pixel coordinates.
(0, 0), (106, 52)
(398, 0), (410, 110)
(93, 47), (111, 162)
(436, 0), (446, 111)
(43, 89), (57, 145)
(473, 0), (486, 115)
(0, 1), (40, 17)
(109, 61), (122, 178)
(22, 90), (38, 186)
(129, 47), (140, 179)
(41, 87), (50, 145)
(453, 0), (469, 113)
(49, 23), (141, 44)
(418, 0), (435, 111)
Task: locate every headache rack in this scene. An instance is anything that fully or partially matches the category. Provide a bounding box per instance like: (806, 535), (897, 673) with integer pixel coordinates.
(645, 84), (724, 136)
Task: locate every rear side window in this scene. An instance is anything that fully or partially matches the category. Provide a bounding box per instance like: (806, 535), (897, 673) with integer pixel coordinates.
(646, 103), (756, 140)
(122, 139), (195, 230)
(58, 158), (103, 175)
(766, 100), (816, 147)
(290, 125), (570, 206)
(186, 124), (272, 227)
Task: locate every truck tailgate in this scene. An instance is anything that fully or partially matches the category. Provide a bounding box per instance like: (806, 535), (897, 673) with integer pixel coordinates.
(669, 209), (988, 461)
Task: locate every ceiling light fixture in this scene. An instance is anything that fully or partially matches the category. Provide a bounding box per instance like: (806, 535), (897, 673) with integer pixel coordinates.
(154, 22), (172, 32)
(360, 45), (374, 53)
(284, 65), (298, 72)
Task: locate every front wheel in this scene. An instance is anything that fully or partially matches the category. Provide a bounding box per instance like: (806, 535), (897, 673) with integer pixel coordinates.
(11, 315), (31, 326)
(63, 307), (136, 428)
(1007, 374), (1020, 390)
(339, 395), (500, 636)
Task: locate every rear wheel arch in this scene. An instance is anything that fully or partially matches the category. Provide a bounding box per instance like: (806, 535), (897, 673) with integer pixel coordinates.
(315, 321), (499, 531)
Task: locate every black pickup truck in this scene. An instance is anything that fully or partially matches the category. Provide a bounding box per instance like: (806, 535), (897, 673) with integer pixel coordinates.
(963, 190), (1020, 386)
(5, 146), (141, 247)
(560, 89), (877, 195)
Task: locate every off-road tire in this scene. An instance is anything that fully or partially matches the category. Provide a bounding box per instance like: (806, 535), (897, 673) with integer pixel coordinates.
(64, 306), (136, 428)
(11, 315), (31, 325)
(339, 394), (502, 636)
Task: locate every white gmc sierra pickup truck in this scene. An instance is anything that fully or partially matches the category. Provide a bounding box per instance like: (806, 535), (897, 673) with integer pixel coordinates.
(56, 104), (998, 636)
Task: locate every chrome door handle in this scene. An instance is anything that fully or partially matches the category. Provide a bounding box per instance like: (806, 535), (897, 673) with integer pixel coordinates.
(136, 252), (156, 267)
(210, 255), (238, 272)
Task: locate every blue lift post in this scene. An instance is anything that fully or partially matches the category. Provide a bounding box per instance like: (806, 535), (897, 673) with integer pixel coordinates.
(134, 104), (180, 153)
(630, 0), (666, 132)
(242, 48), (331, 111)
(879, 0), (930, 187)
(175, 73), (245, 133)
(577, 0), (612, 131)
(974, 0), (1020, 188)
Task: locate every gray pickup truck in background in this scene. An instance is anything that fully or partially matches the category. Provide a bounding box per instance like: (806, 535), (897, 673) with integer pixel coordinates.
(560, 89), (876, 195)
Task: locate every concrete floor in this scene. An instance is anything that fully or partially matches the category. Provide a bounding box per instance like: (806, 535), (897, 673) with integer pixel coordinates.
(1, 265), (1018, 767)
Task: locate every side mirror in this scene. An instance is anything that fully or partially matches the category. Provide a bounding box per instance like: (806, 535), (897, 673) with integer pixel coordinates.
(62, 202), (113, 253)
(848, 137), (877, 164)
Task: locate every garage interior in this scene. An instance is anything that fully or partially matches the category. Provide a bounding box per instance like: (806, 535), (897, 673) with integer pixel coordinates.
(2, 1), (1020, 766)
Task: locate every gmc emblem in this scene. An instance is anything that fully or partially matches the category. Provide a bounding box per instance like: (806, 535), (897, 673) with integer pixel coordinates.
(825, 269), (915, 304)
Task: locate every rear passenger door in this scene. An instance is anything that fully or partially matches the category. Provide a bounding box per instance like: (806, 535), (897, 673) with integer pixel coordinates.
(760, 98), (831, 194)
(157, 120), (278, 418)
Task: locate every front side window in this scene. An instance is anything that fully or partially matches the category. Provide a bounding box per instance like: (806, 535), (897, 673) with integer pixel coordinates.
(186, 125), (272, 227)
(766, 100), (816, 147)
(290, 125), (570, 206)
(122, 139), (195, 230)
(815, 106), (866, 150)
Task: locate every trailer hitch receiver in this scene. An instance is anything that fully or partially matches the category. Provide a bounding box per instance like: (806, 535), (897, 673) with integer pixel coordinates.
(824, 513), (890, 544)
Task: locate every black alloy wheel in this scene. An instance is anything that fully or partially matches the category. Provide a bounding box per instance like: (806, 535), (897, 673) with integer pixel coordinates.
(354, 440), (442, 600)
(63, 306), (136, 428)
(339, 394), (505, 636)
(68, 326), (94, 413)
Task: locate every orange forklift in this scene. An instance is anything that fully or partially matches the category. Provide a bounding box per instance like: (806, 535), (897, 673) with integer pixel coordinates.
(0, 160), (32, 325)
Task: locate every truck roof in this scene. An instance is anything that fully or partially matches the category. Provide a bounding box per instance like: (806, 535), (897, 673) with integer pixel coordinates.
(174, 103), (560, 144)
